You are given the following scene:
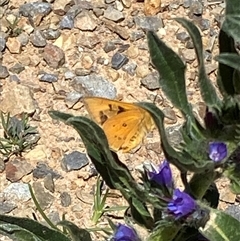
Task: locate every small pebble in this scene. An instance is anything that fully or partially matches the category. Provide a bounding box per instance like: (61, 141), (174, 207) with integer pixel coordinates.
(9, 63), (25, 74)
(32, 162), (61, 179)
(176, 31), (190, 43)
(60, 192), (71, 207)
(104, 6), (125, 22)
(0, 35), (6, 52)
(134, 16), (163, 31)
(44, 173), (55, 193)
(19, 2), (52, 17)
(141, 71), (160, 90)
(42, 29), (61, 40)
(39, 73), (58, 83)
(61, 151), (89, 172)
(103, 41), (116, 53)
(60, 15), (74, 29)
(0, 64), (9, 79)
(122, 62), (137, 76)
(111, 52), (129, 70)
(30, 30), (47, 47)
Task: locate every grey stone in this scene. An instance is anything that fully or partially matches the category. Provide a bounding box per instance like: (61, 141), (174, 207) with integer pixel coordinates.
(104, 6), (124, 22)
(103, 41), (116, 53)
(111, 52), (129, 70)
(65, 91), (83, 108)
(60, 192), (71, 207)
(30, 30), (47, 47)
(189, 0), (203, 16)
(42, 29), (61, 40)
(33, 162), (61, 179)
(134, 16), (163, 31)
(0, 64), (9, 78)
(122, 62), (137, 76)
(0, 158), (5, 172)
(44, 173), (55, 193)
(141, 71), (160, 90)
(176, 31), (190, 43)
(0, 0), (9, 6)
(77, 33), (100, 49)
(2, 183), (31, 202)
(75, 68), (92, 76)
(118, 44), (130, 52)
(72, 74), (117, 99)
(0, 35), (6, 52)
(9, 75), (21, 82)
(39, 73), (58, 83)
(61, 151), (89, 172)
(0, 201), (17, 214)
(19, 2), (52, 17)
(198, 18), (210, 31)
(64, 70), (75, 80)
(105, 0), (115, 3)
(60, 15), (74, 29)
(166, 124), (183, 149)
(130, 30), (145, 41)
(74, 11), (97, 31)
(17, 32), (29, 46)
(9, 63), (25, 74)
(32, 182), (54, 210)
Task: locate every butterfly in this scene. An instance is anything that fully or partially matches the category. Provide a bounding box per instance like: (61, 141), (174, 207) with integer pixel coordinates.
(83, 97), (155, 153)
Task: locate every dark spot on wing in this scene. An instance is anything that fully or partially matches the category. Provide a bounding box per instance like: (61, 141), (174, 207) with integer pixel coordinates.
(117, 106), (127, 114)
(99, 111), (108, 125)
(122, 123), (127, 127)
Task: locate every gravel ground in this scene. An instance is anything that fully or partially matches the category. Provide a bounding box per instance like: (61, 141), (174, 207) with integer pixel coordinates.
(0, 0), (237, 240)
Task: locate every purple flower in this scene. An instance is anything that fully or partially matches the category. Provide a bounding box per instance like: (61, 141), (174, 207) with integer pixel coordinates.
(113, 224), (139, 241)
(148, 160), (173, 187)
(209, 142), (227, 162)
(167, 189), (196, 219)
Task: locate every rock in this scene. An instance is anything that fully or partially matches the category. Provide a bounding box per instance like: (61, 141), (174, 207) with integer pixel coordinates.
(74, 11), (97, 31)
(0, 200), (17, 214)
(6, 37), (22, 53)
(136, 65), (149, 78)
(39, 73), (58, 83)
(17, 32), (29, 46)
(61, 151), (89, 172)
(134, 16), (163, 31)
(141, 71), (160, 90)
(198, 18), (210, 31)
(81, 54), (94, 69)
(144, 0), (161, 16)
(77, 33), (100, 49)
(176, 31), (190, 43)
(33, 182), (54, 210)
(116, 0), (124, 12)
(33, 162), (61, 179)
(64, 70), (75, 80)
(0, 34), (6, 52)
(9, 63), (25, 74)
(0, 82), (36, 116)
(60, 15), (74, 29)
(189, 0), (203, 16)
(181, 48), (196, 63)
(130, 30), (145, 42)
(5, 158), (33, 182)
(72, 74), (117, 99)
(103, 41), (116, 53)
(0, 158), (5, 173)
(118, 43), (130, 52)
(111, 52), (129, 70)
(43, 44), (65, 68)
(163, 107), (177, 124)
(75, 68), (92, 76)
(30, 30), (47, 47)
(0, 64), (9, 79)
(122, 62), (137, 76)
(105, 0), (116, 4)
(2, 183), (31, 202)
(42, 28), (61, 40)
(126, 45), (139, 58)
(121, 0), (131, 8)
(19, 2), (52, 17)
(104, 6), (124, 22)
(166, 124), (183, 149)
(93, 7), (104, 17)
(65, 91), (83, 108)
(44, 173), (55, 193)
(25, 145), (47, 161)
(60, 192), (71, 207)
(103, 19), (129, 40)
(106, 68), (119, 82)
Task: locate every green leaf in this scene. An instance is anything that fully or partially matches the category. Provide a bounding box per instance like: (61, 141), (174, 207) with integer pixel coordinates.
(222, 0), (240, 43)
(58, 220), (92, 241)
(0, 214), (70, 241)
(199, 206), (240, 241)
(216, 53), (240, 72)
(137, 102), (214, 173)
(175, 18), (221, 110)
(147, 31), (193, 118)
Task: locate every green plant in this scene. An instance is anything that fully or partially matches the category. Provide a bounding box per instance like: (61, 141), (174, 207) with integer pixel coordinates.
(1, 0), (240, 240)
(0, 112), (39, 158)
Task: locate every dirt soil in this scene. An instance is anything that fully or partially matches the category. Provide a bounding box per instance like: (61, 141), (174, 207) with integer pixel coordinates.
(0, 0), (237, 240)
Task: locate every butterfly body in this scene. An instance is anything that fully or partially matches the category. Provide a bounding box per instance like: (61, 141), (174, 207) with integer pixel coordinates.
(83, 97), (155, 152)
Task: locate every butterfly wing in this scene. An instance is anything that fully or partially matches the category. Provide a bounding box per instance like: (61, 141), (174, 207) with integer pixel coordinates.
(83, 97), (140, 125)
(102, 109), (154, 152)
